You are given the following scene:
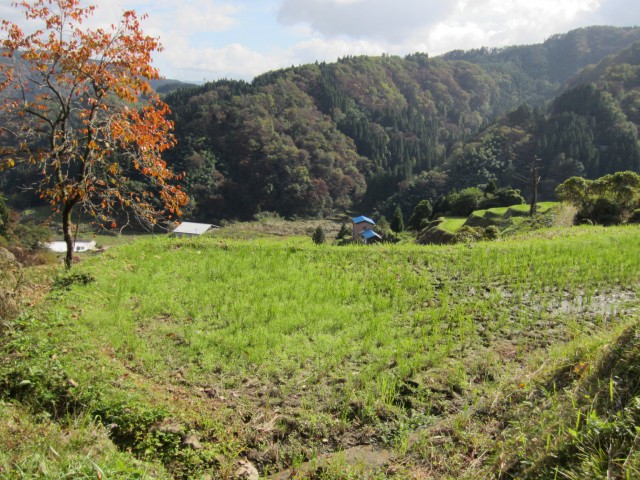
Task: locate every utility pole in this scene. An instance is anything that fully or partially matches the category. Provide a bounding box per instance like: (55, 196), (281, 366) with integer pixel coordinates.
(511, 156), (542, 217)
(529, 157), (541, 217)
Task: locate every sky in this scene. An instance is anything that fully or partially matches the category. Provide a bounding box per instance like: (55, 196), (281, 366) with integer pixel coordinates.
(1, 0), (639, 82)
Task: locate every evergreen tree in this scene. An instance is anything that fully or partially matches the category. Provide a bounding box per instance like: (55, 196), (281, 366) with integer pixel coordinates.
(312, 226), (326, 244)
(335, 222), (350, 240)
(390, 205), (404, 233)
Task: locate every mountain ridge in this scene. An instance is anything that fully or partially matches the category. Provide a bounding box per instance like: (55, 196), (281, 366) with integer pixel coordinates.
(3, 26), (640, 221)
(160, 26), (640, 221)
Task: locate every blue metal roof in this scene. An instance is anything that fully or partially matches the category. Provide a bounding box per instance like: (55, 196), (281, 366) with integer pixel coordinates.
(361, 229), (382, 240)
(352, 215), (375, 225)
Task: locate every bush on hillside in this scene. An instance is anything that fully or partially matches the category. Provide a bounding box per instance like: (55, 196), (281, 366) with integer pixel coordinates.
(452, 225), (501, 243)
(433, 186), (525, 218)
(13, 223), (51, 250)
(483, 225), (500, 239)
(390, 206), (404, 233)
(335, 222), (351, 240)
(311, 226), (325, 244)
(576, 197), (624, 225)
(433, 187), (486, 217)
(484, 179), (497, 195)
(480, 188), (526, 209)
(557, 171), (640, 225)
(453, 226), (485, 243)
(0, 196), (9, 237)
(408, 200), (433, 230)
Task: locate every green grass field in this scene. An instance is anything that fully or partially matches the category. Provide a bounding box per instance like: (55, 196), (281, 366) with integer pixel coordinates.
(437, 216), (467, 233)
(1, 224), (639, 478)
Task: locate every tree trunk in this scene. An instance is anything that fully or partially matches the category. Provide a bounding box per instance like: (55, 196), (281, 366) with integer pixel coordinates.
(62, 201), (75, 269)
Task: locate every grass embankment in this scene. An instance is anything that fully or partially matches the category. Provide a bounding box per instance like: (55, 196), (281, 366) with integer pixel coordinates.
(437, 217), (466, 234)
(465, 201), (556, 224)
(420, 202), (560, 245)
(0, 402), (170, 479)
(1, 225), (639, 478)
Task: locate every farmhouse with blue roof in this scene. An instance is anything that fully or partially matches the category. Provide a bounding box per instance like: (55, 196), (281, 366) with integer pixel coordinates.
(352, 215), (382, 244)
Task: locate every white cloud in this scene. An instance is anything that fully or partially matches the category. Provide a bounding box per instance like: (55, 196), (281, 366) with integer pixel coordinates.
(277, 0), (606, 54)
(431, 0), (602, 52)
(172, 3), (239, 32)
(88, 0), (247, 79)
(292, 36), (387, 62)
(2, 0), (638, 81)
(139, 0), (240, 34)
(278, 0), (454, 42)
(161, 39), (288, 81)
(592, 0), (640, 24)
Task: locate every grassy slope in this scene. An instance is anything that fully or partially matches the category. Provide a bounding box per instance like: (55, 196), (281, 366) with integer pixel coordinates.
(0, 403), (170, 479)
(1, 225), (639, 478)
(469, 201), (556, 219)
(428, 202), (559, 241)
(437, 217), (467, 234)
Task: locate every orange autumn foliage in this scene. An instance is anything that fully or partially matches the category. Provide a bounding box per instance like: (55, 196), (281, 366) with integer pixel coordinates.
(0, 0), (187, 267)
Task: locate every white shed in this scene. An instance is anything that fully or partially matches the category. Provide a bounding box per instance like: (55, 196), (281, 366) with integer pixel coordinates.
(47, 240), (97, 253)
(171, 222), (217, 237)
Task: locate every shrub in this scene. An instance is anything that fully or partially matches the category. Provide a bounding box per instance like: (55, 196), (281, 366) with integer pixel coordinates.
(335, 223), (351, 240)
(557, 172), (640, 225)
(390, 206), (404, 233)
(408, 200), (433, 230)
(448, 188), (484, 216)
(453, 226), (485, 243)
(483, 225), (500, 240)
(484, 180), (497, 195)
(311, 226), (325, 245)
(452, 224), (501, 243)
(480, 188), (526, 209)
(0, 196), (9, 237)
(13, 223), (51, 250)
(629, 209), (640, 224)
(253, 211), (282, 222)
(577, 197), (624, 226)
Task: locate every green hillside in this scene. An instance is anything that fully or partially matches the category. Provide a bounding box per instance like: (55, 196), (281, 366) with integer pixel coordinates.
(568, 40), (640, 124)
(2, 225), (639, 478)
(464, 202), (557, 228)
(155, 26), (640, 221)
(416, 202), (560, 245)
(4, 27), (640, 224)
(437, 39), (640, 212)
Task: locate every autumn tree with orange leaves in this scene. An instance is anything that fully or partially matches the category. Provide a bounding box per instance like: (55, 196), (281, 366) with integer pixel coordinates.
(0, 0), (187, 268)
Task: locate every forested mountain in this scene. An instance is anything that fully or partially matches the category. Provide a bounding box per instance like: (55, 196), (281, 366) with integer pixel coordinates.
(149, 78), (195, 95)
(443, 26), (640, 89)
(165, 57), (501, 219)
(3, 27), (640, 221)
(434, 40), (640, 211)
(160, 26), (640, 221)
(567, 40), (640, 124)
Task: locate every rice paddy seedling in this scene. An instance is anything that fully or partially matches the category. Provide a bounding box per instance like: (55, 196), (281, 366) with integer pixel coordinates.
(0, 224), (638, 478)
